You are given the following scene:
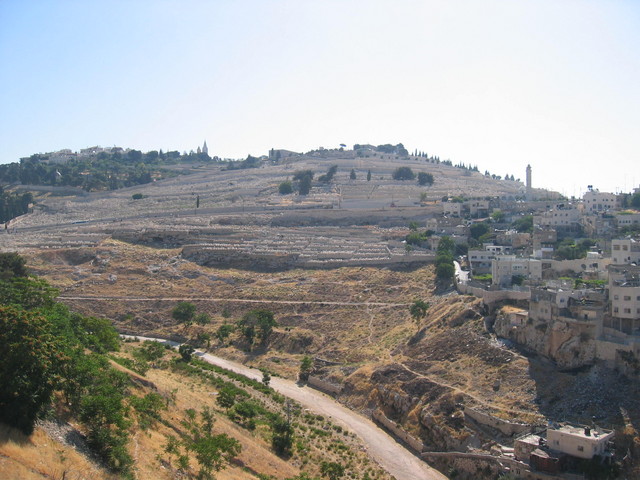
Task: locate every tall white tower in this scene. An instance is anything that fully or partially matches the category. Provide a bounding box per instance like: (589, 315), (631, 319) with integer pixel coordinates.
(202, 140), (208, 156)
(526, 164), (532, 197)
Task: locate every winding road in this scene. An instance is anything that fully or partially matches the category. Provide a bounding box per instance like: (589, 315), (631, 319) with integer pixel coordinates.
(124, 336), (447, 480)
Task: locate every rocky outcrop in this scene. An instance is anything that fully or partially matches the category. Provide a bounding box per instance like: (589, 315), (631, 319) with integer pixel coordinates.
(494, 309), (596, 369)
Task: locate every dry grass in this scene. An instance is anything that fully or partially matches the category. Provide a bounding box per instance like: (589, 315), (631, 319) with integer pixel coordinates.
(0, 424), (109, 480)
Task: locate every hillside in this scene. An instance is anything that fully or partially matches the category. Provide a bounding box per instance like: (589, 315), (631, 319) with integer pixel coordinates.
(6, 149), (636, 479)
(1, 338), (395, 480)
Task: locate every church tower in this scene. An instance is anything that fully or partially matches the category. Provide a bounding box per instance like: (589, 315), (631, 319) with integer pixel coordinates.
(202, 140), (208, 156)
(526, 164), (532, 198)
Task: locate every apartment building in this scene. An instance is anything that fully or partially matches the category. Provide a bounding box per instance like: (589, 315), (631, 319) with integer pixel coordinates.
(611, 238), (640, 265)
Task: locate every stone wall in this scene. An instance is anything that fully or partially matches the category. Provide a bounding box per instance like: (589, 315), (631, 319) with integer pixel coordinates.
(457, 282), (531, 306)
(464, 406), (531, 436)
(307, 375), (343, 396)
(372, 410), (426, 453)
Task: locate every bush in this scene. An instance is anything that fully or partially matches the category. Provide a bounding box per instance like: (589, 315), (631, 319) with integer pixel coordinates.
(392, 166), (415, 181)
(279, 181), (293, 194)
(132, 193), (144, 200)
(417, 172), (434, 186)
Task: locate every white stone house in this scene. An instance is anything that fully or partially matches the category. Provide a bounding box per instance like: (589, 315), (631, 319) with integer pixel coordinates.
(546, 423), (613, 460)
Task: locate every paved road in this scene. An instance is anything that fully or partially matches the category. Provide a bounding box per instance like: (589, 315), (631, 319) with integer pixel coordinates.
(125, 336), (447, 480)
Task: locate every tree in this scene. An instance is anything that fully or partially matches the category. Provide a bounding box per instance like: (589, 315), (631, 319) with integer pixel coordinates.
(318, 165), (338, 183)
(417, 172), (434, 186)
(436, 262), (455, 281)
(349, 168), (356, 180)
(172, 301), (196, 329)
(0, 252), (28, 280)
(299, 175), (312, 195)
(216, 323), (235, 344)
(409, 300), (430, 324)
(0, 306), (63, 434)
(320, 461), (345, 480)
(271, 414), (294, 456)
(279, 181), (293, 194)
(367, 170), (371, 182)
(195, 312), (211, 326)
(299, 355), (314, 381)
(238, 309), (277, 345)
(632, 192), (640, 209)
(392, 166), (415, 181)
(470, 222), (490, 240)
(165, 407), (241, 479)
(262, 370), (271, 386)
(512, 215), (533, 233)
(491, 210), (505, 222)
(179, 344), (195, 362)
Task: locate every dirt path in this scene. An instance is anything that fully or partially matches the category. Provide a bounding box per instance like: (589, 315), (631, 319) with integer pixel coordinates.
(60, 295), (409, 307)
(126, 336), (447, 480)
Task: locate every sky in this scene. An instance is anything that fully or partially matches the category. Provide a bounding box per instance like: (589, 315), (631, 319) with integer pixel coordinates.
(1, 0), (638, 197)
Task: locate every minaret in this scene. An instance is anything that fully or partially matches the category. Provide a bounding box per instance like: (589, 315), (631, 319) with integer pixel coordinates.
(202, 140), (208, 155)
(526, 164), (532, 198)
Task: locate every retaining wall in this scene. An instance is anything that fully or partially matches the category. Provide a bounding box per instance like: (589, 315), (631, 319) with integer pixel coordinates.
(464, 406), (531, 436)
(371, 410), (425, 453)
(307, 375), (343, 396)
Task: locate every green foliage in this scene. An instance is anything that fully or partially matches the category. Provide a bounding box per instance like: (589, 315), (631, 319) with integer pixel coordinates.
(0, 190), (34, 223)
(165, 407), (241, 479)
(299, 355), (314, 381)
(409, 300), (430, 324)
(262, 370), (272, 386)
(436, 262), (455, 281)
(0, 276), (58, 309)
(130, 392), (166, 430)
(417, 172), (434, 186)
(392, 166), (415, 181)
(135, 340), (166, 363)
(216, 323), (235, 344)
(293, 170), (314, 182)
(366, 170), (371, 181)
(195, 312), (211, 326)
(435, 236), (456, 283)
(320, 461), (345, 480)
(299, 175), (312, 195)
(178, 344), (195, 362)
(1, 150), (186, 193)
(271, 414), (294, 456)
(0, 252), (28, 280)
(511, 215), (533, 233)
(470, 222), (490, 240)
(131, 193), (144, 200)
(172, 301), (196, 326)
(237, 309), (277, 346)
(437, 235), (456, 255)
(631, 192), (640, 209)
(491, 210), (505, 222)
(279, 181), (294, 194)
(0, 306), (63, 435)
(318, 165), (338, 183)
(349, 168), (356, 180)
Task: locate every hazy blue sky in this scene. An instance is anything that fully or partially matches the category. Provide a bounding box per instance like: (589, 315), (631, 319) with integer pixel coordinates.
(1, 0), (638, 196)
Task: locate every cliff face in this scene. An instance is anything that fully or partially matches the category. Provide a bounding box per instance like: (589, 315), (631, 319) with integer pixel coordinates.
(494, 309), (596, 369)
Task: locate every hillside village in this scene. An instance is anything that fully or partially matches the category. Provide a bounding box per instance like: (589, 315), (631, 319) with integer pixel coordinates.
(2, 145), (640, 480)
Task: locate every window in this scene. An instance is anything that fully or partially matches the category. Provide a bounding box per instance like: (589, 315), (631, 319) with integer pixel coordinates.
(577, 445), (584, 452)
(614, 295), (619, 300)
(614, 245), (620, 251)
(614, 307), (619, 313)
(624, 296), (631, 301)
(624, 308), (631, 314)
